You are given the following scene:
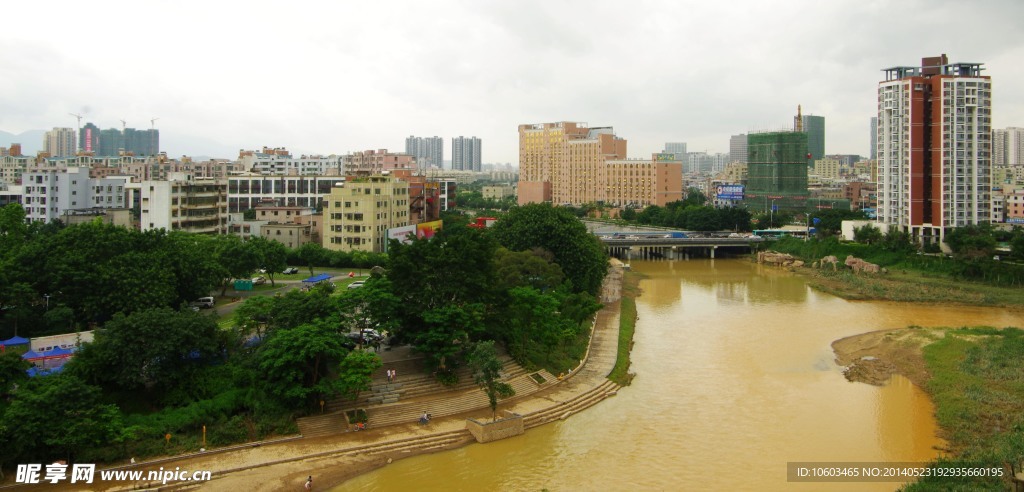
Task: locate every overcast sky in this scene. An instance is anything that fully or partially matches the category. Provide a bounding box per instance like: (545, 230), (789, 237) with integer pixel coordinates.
(2, 0), (1022, 164)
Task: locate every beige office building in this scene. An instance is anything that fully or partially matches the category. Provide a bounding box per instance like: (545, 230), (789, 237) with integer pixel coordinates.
(324, 175), (410, 253)
(518, 121), (682, 207)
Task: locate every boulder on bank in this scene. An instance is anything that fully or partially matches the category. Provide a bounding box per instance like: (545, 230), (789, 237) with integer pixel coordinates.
(757, 251), (799, 267)
(844, 256), (882, 274)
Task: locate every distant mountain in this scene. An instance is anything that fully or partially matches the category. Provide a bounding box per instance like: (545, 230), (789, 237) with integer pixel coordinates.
(0, 130), (44, 154)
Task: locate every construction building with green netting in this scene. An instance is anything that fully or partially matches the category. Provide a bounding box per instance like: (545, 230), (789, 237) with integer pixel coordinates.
(743, 131), (810, 213)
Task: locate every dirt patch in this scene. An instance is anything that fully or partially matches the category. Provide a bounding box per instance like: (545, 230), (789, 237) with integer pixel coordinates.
(832, 328), (944, 387)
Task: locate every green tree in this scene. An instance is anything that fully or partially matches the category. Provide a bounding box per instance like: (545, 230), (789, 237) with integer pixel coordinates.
(0, 374), (123, 463)
(68, 308), (220, 396)
(945, 225), (997, 261)
(468, 340), (515, 421)
(491, 203), (608, 295)
(686, 206), (720, 231)
(386, 226), (498, 336)
(854, 224), (884, 245)
(334, 350), (382, 403)
(257, 322), (352, 406)
(0, 203), (28, 259)
(0, 351), (30, 398)
(493, 248), (565, 292)
(249, 236), (288, 286)
(297, 242), (329, 276)
(213, 235), (261, 296)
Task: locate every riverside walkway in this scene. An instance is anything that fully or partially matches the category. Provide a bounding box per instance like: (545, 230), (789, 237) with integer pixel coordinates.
(83, 265), (626, 492)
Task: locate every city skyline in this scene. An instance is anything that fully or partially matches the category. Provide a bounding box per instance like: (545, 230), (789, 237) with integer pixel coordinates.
(2, 1), (1023, 163)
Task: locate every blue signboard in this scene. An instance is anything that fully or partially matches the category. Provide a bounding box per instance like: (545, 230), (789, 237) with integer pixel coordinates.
(716, 184), (744, 200)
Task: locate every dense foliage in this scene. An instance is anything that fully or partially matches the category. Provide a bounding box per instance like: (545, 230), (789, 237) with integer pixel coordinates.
(0, 201), (607, 470)
(491, 203), (608, 295)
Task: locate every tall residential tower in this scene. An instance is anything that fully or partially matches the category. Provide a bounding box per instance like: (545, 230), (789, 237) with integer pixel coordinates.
(876, 54), (991, 244)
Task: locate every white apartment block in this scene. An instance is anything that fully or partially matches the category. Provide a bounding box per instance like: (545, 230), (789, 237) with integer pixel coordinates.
(993, 127), (1024, 166)
(239, 149), (343, 176)
(139, 173), (228, 234)
(21, 167), (130, 223)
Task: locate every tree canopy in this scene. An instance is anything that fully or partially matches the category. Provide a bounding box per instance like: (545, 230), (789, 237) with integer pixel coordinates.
(490, 203), (608, 295)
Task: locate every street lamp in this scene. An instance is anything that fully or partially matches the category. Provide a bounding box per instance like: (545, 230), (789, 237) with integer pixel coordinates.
(44, 294), (51, 311)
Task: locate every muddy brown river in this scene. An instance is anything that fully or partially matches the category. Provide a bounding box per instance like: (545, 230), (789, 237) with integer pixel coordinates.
(338, 259), (1024, 491)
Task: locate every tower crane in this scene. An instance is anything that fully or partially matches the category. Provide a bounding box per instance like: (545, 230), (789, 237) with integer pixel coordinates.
(69, 112), (83, 153)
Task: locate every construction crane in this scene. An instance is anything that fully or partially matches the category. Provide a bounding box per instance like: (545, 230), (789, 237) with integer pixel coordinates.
(120, 119), (127, 132)
(69, 112), (83, 153)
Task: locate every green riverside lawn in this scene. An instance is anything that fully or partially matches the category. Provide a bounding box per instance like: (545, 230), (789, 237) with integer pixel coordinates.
(901, 327), (1024, 491)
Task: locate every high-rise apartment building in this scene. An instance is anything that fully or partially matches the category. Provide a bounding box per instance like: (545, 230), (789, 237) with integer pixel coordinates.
(793, 110), (825, 163)
(744, 131), (809, 212)
(869, 117), (878, 159)
(993, 127), (1024, 166)
(80, 123), (100, 154)
(876, 54), (991, 244)
(43, 128), (77, 157)
(729, 134), (748, 164)
(85, 124), (159, 156)
(518, 122), (682, 207)
(451, 136), (481, 172)
(405, 136), (443, 170)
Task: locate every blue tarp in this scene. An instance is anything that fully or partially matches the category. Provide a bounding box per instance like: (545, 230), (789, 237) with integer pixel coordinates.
(1, 336), (30, 346)
(302, 273), (332, 284)
(21, 350), (43, 360)
(46, 347), (74, 357)
(27, 366), (64, 378)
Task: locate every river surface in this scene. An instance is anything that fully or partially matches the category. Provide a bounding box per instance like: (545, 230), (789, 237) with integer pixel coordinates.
(338, 259), (1024, 491)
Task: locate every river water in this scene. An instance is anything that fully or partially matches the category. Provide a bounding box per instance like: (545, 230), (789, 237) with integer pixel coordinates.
(338, 259), (1024, 491)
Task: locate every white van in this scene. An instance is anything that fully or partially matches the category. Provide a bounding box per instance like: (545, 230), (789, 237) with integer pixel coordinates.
(192, 297), (215, 309)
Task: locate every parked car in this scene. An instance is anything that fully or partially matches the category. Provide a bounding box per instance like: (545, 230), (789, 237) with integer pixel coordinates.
(191, 297), (215, 309)
(282, 267), (299, 275)
(347, 280), (366, 289)
(252, 276), (267, 285)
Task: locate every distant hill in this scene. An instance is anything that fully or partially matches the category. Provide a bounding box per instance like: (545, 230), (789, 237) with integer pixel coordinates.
(0, 130), (44, 154)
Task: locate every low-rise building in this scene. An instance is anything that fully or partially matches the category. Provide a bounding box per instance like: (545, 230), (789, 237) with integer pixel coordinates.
(324, 175), (410, 253)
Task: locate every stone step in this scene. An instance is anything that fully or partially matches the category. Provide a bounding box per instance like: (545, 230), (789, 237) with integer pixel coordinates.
(296, 412), (349, 438)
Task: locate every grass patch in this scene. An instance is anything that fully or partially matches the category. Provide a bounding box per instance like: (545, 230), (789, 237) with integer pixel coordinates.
(901, 327), (1024, 491)
(805, 268), (1024, 306)
(608, 270), (642, 386)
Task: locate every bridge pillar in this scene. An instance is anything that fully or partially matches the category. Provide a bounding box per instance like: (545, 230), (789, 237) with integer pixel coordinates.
(710, 246), (716, 259)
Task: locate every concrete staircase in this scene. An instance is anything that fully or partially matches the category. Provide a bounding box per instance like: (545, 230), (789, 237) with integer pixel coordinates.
(327, 358), (528, 412)
(296, 411), (349, 438)
(523, 379), (620, 430)
(298, 358), (538, 438)
(366, 372), (543, 427)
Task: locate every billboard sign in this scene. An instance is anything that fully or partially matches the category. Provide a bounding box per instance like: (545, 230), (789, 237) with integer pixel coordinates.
(416, 220), (443, 240)
(386, 225), (416, 245)
(716, 184), (744, 200)
(655, 153), (677, 162)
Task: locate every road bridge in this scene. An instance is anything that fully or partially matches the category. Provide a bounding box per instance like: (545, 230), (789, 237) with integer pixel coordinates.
(596, 235), (764, 260)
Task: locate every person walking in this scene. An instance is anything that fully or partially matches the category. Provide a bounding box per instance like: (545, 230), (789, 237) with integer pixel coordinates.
(305, 476), (313, 490)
